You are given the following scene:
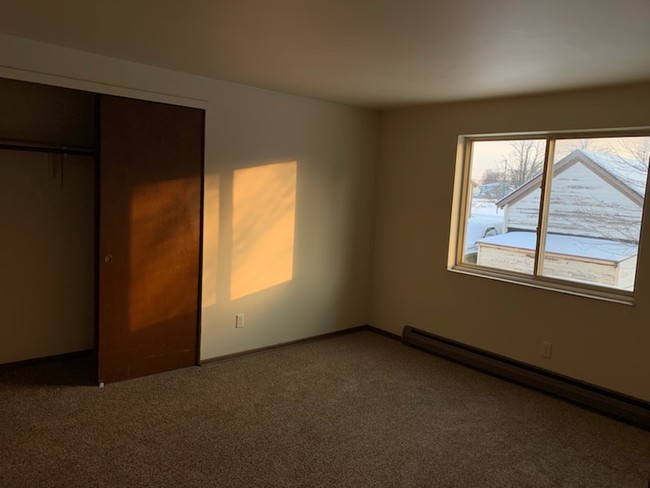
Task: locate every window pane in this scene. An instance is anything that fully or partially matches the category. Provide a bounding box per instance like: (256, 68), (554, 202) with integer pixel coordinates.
(463, 139), (543, 275)
(541, 137), (650, 290)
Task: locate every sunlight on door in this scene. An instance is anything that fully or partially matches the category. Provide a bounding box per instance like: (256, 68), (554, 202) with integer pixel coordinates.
(231, 161), (297, 300)
(128, 177), (201, 331)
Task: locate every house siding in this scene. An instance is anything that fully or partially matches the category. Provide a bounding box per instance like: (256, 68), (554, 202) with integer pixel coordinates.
(617, 255), (638, 290)
(506, 162), (642, 241)
(477, 243), (535, 274)
(478, 243), (620, 287)
(542, 254), (618, 287)
(505, 187), (540, 233)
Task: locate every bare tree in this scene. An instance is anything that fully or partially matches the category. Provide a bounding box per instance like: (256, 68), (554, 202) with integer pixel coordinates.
(614, 137), (650, 171)
(562, 137), (650, 171)
(555, 138), (606, 158)
(504, 140), (544, 187)
(482, 168), (505, 185)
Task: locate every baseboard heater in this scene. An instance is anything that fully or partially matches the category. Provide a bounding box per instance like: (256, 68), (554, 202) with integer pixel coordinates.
(402, 326), (649, 429)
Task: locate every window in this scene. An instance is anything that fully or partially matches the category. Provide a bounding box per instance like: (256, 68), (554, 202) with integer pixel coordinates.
(450, 130), (650, 302)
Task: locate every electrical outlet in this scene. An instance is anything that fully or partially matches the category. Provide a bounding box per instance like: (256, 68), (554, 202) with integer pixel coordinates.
(235, 313), (245, 328)
(542, 341), (552, 358)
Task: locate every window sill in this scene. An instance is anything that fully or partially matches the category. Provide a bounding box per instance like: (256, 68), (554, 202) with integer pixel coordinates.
(448, 264), (635, 306)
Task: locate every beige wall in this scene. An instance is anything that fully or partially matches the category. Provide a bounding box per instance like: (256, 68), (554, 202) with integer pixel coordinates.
(201, 82), (377, 358)
(0, 34), (377, 362)
(373, 82), (650, 401)
(0, 150), (94, 363)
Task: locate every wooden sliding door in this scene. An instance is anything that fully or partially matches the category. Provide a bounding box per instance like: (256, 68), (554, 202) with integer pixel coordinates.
(97, 95), (203, 384)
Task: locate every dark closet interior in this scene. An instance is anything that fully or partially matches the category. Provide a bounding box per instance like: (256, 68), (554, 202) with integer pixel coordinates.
(0, 77), (204, 384)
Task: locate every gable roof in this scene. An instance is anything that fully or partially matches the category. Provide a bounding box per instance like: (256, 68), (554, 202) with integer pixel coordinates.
(496, 149), (648, 208)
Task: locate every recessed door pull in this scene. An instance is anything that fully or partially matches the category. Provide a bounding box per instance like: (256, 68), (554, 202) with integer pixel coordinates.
(104, 255), (113, 263)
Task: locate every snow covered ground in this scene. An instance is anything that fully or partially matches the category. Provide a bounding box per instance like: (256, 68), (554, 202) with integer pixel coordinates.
(464, 199), (504, 253)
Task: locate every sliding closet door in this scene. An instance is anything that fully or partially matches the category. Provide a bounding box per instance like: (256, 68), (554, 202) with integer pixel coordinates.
(98, 95), (203, 384)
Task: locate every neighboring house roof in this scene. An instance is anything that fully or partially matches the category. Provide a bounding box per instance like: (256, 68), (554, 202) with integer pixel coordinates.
(496, 149), (647, 208)
(478, 231), (638, 263)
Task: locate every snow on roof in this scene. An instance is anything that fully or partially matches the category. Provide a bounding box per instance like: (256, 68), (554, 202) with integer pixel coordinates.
(496, 149), (648, 207)
(580, 150), (647, 197)
(478, 231), (638, 262)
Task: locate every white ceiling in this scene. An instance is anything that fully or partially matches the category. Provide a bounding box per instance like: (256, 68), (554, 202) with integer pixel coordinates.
(1, 0), (649, 108)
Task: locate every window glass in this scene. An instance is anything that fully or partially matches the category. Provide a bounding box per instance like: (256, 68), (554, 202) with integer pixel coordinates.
(453, 130), (650, 300)
(541, 137), (649, 290)
(463, 139), (542, 275)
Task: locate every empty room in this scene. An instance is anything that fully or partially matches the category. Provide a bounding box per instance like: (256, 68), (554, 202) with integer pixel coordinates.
(0, 1), (649, 487)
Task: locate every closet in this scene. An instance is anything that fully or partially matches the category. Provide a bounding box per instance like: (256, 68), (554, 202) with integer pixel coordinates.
(0, 78), (204, 384)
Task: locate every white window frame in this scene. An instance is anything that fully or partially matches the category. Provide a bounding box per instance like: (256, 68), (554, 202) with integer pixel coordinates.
(448, 128), (650, 305)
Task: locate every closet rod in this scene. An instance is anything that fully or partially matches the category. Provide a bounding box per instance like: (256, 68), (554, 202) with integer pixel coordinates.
(0, 139), (95, 156)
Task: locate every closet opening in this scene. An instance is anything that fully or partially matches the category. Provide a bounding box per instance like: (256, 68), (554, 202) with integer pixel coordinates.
(0, 78), (97, 384)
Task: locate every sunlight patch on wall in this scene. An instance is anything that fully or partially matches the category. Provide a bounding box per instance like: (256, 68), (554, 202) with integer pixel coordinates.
(231, 161), (297, 301)
(202, 173), (220, 308)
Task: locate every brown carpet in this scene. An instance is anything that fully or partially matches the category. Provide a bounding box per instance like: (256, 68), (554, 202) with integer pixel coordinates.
(1, 330), (648, 487)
